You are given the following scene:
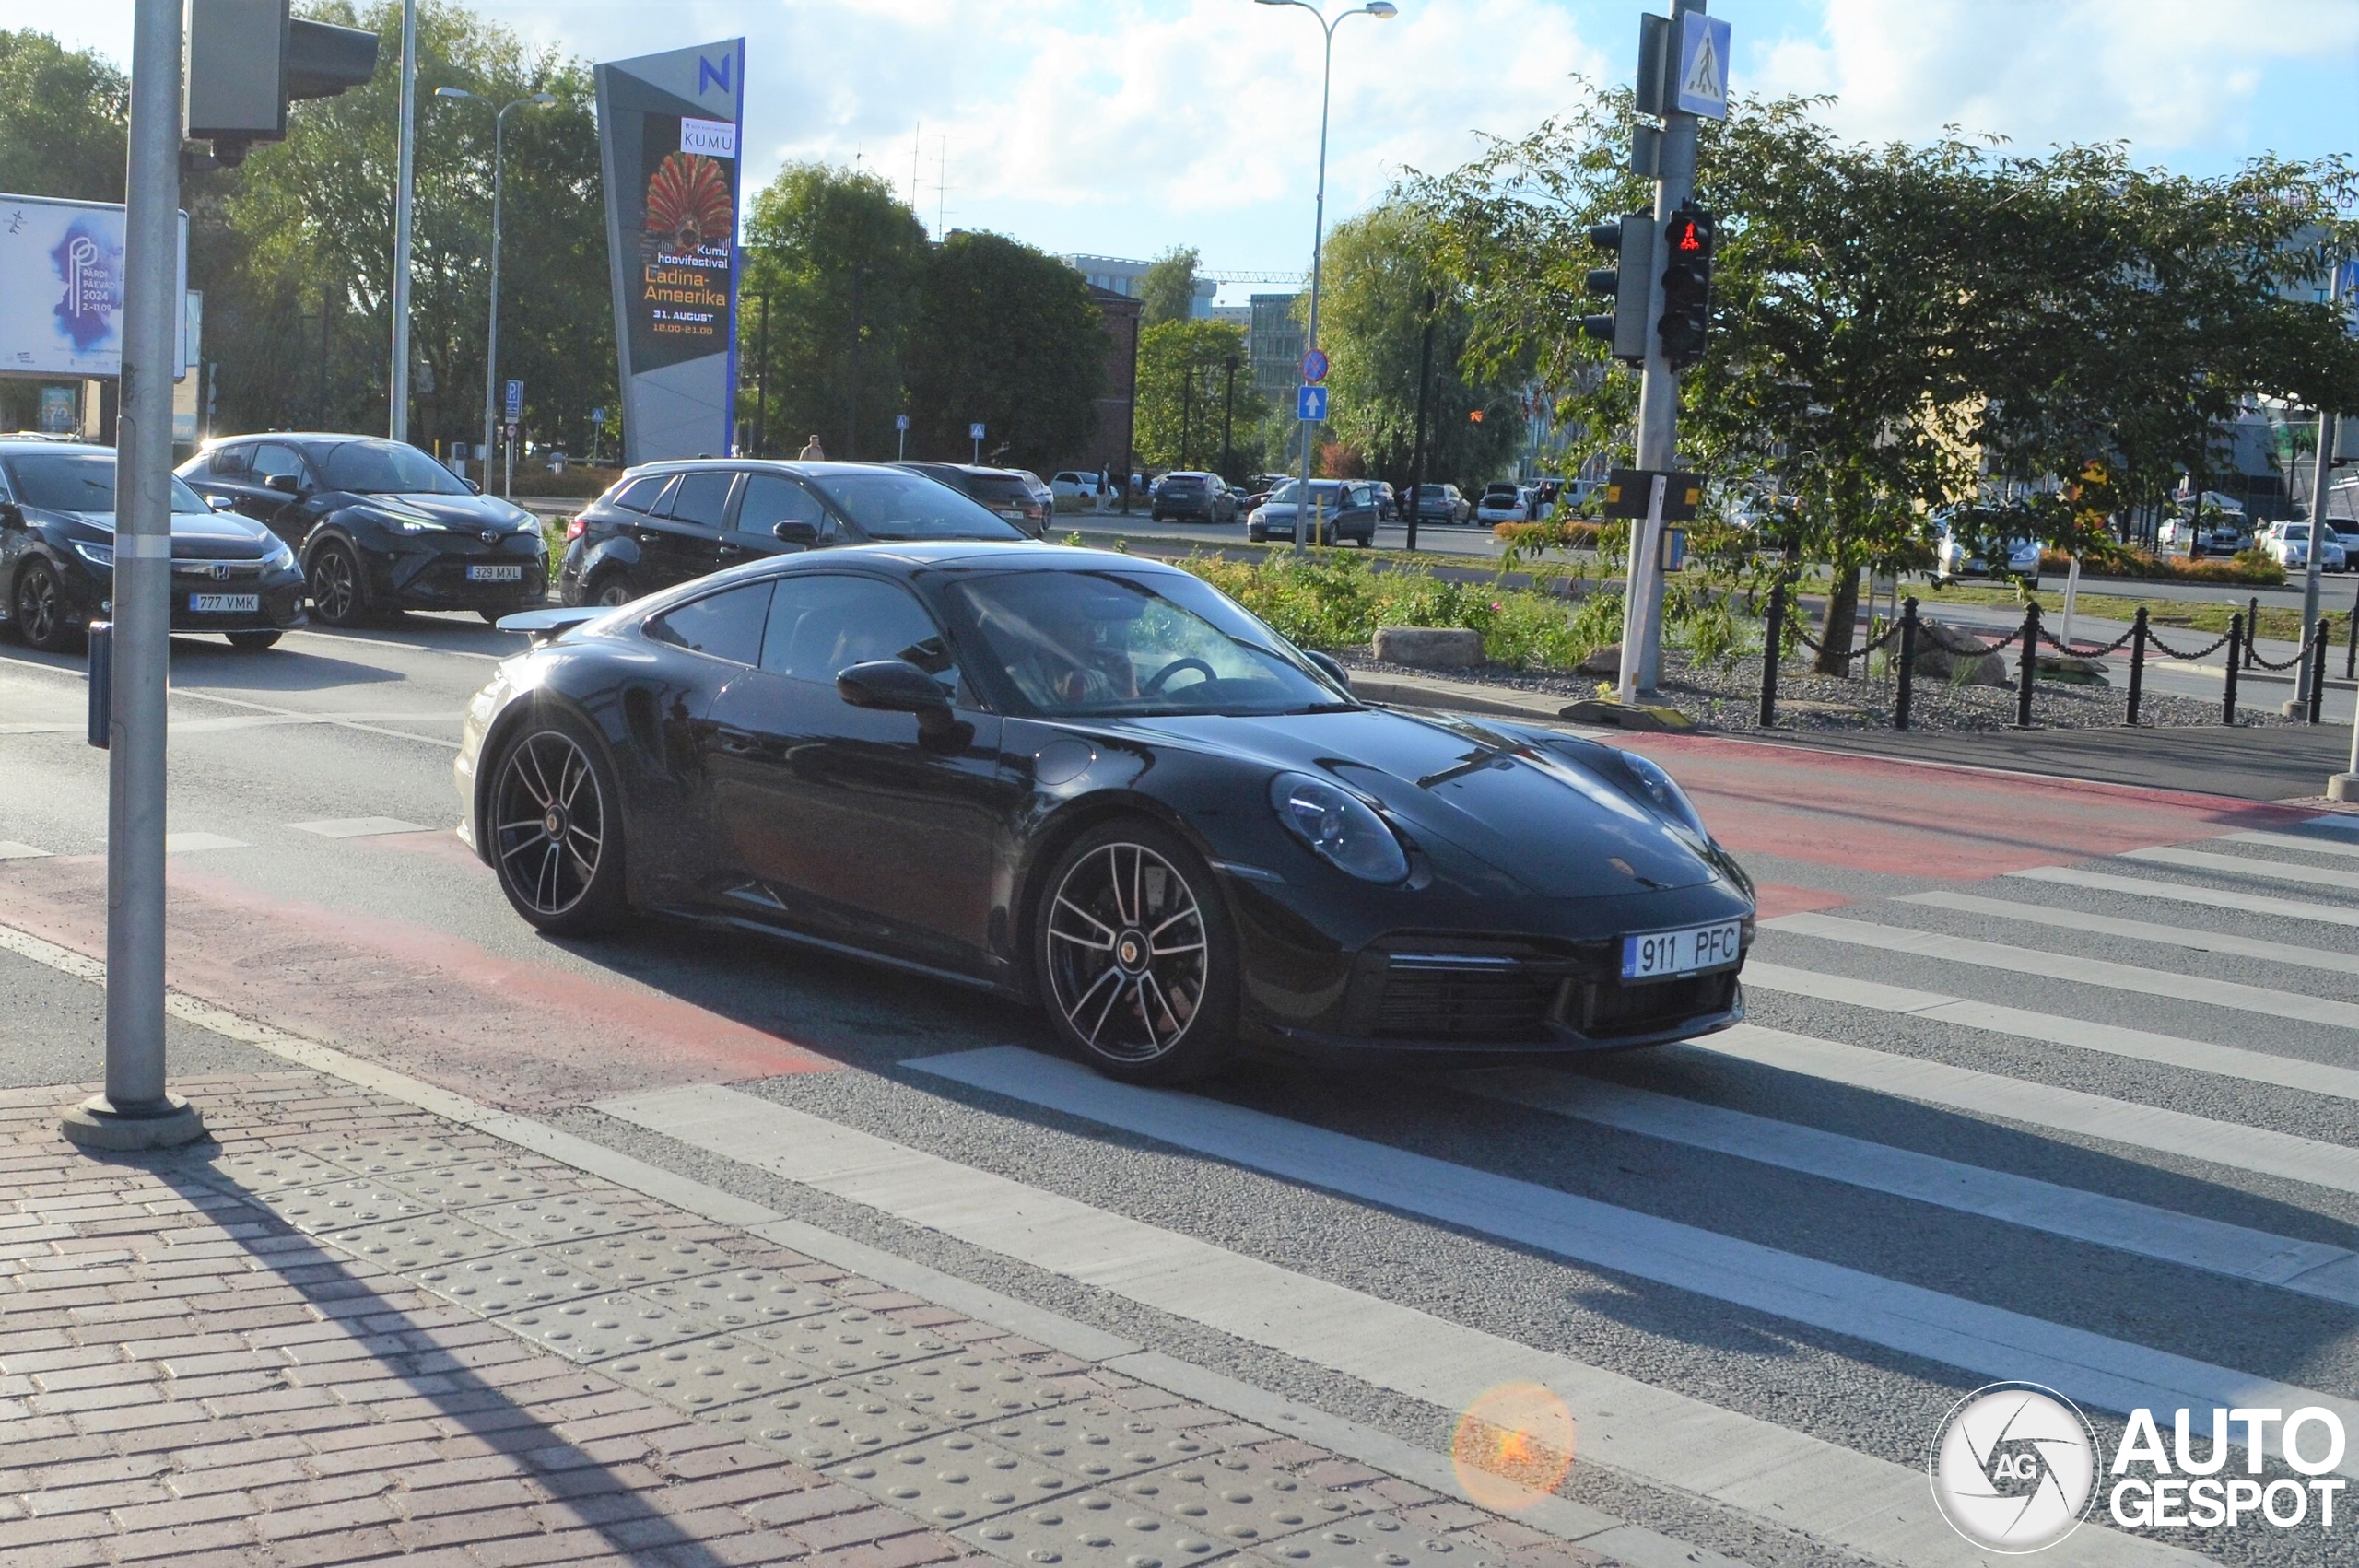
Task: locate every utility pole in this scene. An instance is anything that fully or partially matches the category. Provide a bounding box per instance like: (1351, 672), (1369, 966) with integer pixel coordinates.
(1180, 360), (1194, 472)
(2294, 410), (2335, 716)
(1222, 352), (1239, 480)
(755, 293), (769, 457)
(388, 0), (417, 441)
(65, 0), (202, 1150)
(1405, 287), (1435, 552)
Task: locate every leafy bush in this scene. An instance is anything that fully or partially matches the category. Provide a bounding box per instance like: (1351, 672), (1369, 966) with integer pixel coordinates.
(2036, 547), (2284, 586)
(1179, 552), (1595, 668)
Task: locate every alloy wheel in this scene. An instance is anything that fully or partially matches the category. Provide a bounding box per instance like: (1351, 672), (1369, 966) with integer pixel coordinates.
(16, 563), (61, 649)
(593, 578), (632, 608)
(492, 730), (606, 919)
(310, 547), (358, 623)
(1044, 841), (1209, 1063)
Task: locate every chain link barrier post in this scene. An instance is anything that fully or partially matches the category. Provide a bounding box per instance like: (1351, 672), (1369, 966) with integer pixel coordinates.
(2346, 579), (2357, 681)
(1758, 579), (1784, 729)
(2310, 621), (2330, 726)
(2224, 613), (2243, 724)
(2247, 596), (2259, 661)
(2015, 601), (2040, 730)
(2126, 606), (2148, 727)
(1895, 596), (1919, 732)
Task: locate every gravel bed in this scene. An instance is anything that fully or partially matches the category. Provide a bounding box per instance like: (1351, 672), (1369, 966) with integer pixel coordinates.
(1337, 648), (2294, 733)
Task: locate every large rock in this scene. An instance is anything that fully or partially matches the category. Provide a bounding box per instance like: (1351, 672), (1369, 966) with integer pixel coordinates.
(1910, 617), (2012, 686)
(1373, 626), (1485, 670)
(1576, 643), (1621, 678)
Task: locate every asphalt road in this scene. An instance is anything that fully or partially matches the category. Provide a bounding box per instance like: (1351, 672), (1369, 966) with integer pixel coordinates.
(4, 614), (2357, 1568)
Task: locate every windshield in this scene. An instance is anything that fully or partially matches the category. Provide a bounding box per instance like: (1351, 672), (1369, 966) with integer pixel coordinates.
(945, 568), (1350, 719)
(807, 469), (1025, 541)
(313, 440), (470, 496)
(1266, 480), (1343, 506)
(966, 475), (1035, 506)
(6, 453), (208, 515)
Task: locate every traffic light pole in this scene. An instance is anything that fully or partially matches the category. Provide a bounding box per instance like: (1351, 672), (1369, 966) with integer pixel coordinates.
(64, 0), (204, 1151)
(1620, 0), (1705, 699)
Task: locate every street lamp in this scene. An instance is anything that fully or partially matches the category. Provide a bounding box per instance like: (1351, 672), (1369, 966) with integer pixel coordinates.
(438, 86), (557, 495)
(1255, 0), (1396, 554)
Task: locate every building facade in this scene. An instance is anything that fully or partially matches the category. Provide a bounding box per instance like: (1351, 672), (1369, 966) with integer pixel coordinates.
(1074, 285), (1144, 479)
(1248, 293), (1302, 398)
(1061, 255), (1216, 320)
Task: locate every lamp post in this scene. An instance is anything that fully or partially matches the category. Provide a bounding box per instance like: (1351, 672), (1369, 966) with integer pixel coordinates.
(438, 87), (557, 486)
(389, 0), (416, 440)
(1254, 0), (1397, 555)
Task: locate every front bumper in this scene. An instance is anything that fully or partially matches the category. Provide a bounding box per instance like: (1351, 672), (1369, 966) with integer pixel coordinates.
(366, 532), (549, 612)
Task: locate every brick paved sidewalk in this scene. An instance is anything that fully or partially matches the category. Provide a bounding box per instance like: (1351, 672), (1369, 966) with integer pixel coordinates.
(0, 1072), (1607, 1568)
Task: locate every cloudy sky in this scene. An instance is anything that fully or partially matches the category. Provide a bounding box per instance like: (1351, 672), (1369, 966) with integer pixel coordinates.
(10, 1), (2355, 298)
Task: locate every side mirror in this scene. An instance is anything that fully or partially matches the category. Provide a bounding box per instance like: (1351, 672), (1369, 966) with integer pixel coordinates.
(837, 658), (960, 744)
(1305, 649), (1352, 694)
(772, 519), (820, 545)
(208, 496), (236, 511)
(0, 501), (21, 529)
(264, 473), (301, 495)
(465, 478), (483, 495)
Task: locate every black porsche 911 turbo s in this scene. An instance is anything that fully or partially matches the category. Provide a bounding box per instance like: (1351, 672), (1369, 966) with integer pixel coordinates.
(456, 544), (1754, 1082)
(176, 434), (548, 626)
(0, 440), (306, 652)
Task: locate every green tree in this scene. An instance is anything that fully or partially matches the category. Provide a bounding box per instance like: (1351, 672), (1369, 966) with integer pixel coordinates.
(907, 230), (1108, 473)
(739, 163), (929, 460)
(0, 30), (126, 202)
(1140, 245), (1203, 328)
(1134, 320), (1264, 474)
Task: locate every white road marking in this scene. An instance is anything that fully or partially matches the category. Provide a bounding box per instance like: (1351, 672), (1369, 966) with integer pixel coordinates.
(162, 832), (249, 854)
(0, 842), (53, 860)
(2224, 828), (2359, 860)
(1743, 960), (2359, 1101)
(2007, 864), (2359, 927)
(288, 816), (430, 839)
(1763, 911), (2359, 1032)
(1455, 1067), (2359, 1305)
(2125, 845), (2359, 894)
(597, 1080), (2203, 1568)
(1701, 1022), (2359, 1195)
(1898, 890), (2359, 977)
(280, 626), (508, 662)
(161, 688), (464, 750)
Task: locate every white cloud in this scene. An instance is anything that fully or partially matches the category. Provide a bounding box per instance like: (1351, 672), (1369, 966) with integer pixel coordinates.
(1750, 0), (2359, 154)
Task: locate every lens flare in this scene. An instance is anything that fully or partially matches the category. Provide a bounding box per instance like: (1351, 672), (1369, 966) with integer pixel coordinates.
(1451, 1383), (1575, 1512)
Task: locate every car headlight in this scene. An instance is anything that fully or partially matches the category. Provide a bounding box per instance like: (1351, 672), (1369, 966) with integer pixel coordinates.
(72, 541), (114, 569)
(1615, 750), (1709, 838)
(1271, 772), (1409, 883)
(264, 540), (296, 571)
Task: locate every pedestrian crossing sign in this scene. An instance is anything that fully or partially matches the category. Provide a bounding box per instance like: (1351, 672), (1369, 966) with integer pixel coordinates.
(1674, 13), (1731, 119)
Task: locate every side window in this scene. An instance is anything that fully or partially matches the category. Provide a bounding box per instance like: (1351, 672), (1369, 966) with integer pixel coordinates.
(645, 582), (773, 665)
(608, 474), (668, 513)
(737, 474), (830, 536)
(760, 575), (962, 697)
(663, 470), (737, 529)
(252, 443), (305, 485)
(208, 445), (252, 478)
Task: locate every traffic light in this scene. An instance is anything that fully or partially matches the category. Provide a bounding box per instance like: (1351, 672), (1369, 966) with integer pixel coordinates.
(186, 0), (380, 167)
(1657, 205), (1716, 370)
(1579, 214), (1654, 366)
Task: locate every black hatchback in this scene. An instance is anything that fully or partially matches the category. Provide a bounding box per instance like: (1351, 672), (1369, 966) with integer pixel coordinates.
(558, 460), (1027, 608)
(177, 434), (549, 626)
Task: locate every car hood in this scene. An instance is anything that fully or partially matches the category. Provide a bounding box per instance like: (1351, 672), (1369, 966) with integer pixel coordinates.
(1105, 707), (1720, 895)
(52, 509), (280, 558)
(338, 490), (540, 532)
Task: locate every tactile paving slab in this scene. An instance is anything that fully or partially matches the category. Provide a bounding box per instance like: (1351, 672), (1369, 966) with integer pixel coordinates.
(328, 1210), (513, 1272)
(634, 1269), (843, 1333)
(247, 1178), (432, 1234)
(1235, 1515), (1502, 1568)
(410, 1248), (613, 1315)
(1115, 1455), (1361, 1550)
(498, 1291), (709, 1362)
(598, 1333), (813, 1413)
(897, 1353), (1078, 1423)
(468, 1192), (654, 1246)
(721, 1377), (950, 1465)
(200, 1147), (353, 1194)
(834, 1430), (1081, 1527)
(745, 1306), (955, 1375)
(960, 1492), (1224, 1568)
(310, 1131), (478, 1180)
(372, 1159), (569, 1211)
(981, 1402), (1203, 1484)
(544, 1230), (743, 1287)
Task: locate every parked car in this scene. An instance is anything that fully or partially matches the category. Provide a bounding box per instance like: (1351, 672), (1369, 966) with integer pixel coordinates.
(2268, 521), (2346, 573)
(1411, 484), (1473, 525)
(1150, 472), (1237, 524)
(1248, 480), (1379, 546)
(894, 462), (1049, 538)
(1933, 521), (2041, 581)
(461, 544), (1755, 1083)
(1370, 481), (1399, 521)
(1050, 471), (1107, 506)
(176, 433), (546, 626)
(1475, 484), (1533, 525)
(559, 460), (1028, 607)
(2, 439), (306, 652)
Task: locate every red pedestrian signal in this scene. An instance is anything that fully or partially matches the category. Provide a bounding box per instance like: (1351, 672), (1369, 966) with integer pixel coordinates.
(1658, 205), (1716, 370)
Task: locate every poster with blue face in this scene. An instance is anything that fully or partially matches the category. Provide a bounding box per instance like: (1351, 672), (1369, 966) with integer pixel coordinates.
(0, 193), (187, 378)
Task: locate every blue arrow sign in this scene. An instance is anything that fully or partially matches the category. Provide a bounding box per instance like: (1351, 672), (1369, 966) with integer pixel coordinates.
(1297, 384), (1329, 422)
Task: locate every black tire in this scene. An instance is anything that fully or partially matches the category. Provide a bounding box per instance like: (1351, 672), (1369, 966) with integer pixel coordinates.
(14, 559), (77, 652)
(486, 708), (629, 935)
(1033, 817), (1235, 1084)
(588, 569), (635, 610)
(307, 540), (369, 627)
(225, 631), (280, 651)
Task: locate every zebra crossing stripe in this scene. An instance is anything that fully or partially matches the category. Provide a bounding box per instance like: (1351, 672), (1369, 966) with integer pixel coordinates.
(1457, 1067), (2359, 1304)
(1761, 912), (2359, 1033)
(1896, 891), (2359, 977)
(2123, 845), (2359, 894)
(2006, 864), (2359, 926)
(1697, 1023), (2359, 1195)
(0, 841), (53, 860)
(2223, 828), (2359, 860)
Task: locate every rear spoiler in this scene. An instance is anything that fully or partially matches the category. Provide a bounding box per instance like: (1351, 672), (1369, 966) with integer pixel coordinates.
(495, 606), (605, 646)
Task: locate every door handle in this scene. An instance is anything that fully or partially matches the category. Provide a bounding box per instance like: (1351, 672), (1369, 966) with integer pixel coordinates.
(716, 542), (745, 558)
(712, 726), (762, 757)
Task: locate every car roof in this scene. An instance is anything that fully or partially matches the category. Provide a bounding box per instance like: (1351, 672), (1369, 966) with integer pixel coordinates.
(741, 540), (1182, 577)
(0, 439), (112, 457)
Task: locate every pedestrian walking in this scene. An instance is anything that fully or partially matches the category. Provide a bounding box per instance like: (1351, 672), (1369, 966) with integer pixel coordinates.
(798, 434), (827, 461)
